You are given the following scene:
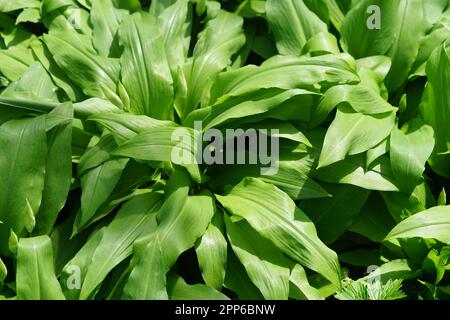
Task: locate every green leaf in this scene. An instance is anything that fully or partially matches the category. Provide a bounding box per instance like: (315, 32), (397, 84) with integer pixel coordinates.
(300, 183), (370, 244)
(223, 249), (264, 300)
(121, 235), (167, 300)
(266, 0), (327, 55)
(318, 105), (395, 168)
(111, 126), (202, 183)
(208, 152), (330, 200)
(341, 0), (433, 91)
(16, 236), (65, 300)
(0, 116), (47, 234)
(381, 181), (432, 222)
(438, 188), (447, 206)
(76, 158), (129, 232)
(79, 192), (162, 299)
(3, 62), (59, 102)
(16, 7), (41, 24)
(289, 264), (324, 300)
(390, 118), (434, 194)
(225, 216), (290, 300)
(203, 88), (318, 130)
(361, 259), (421, 284)
(0, 257), (6, 282)
(43, 31), (122, 106)
(195, 212), (227, 291)
(34, 104), (73, 235)
(210, 54), (359, 103)
(384, 206), (450, 244)
(420, 43), (450, 177)
(313, 154), (399, 192)
(30, 39), (85, 101)
(0, 0), (40, 12)
(88, 113), (177, 144)
(311, 84), (397, 127)
(0, 46), (34, 81)
(118, 12), (174, 119)
(167, 274), (229, 300)
(175, 9), (245, 119)
(156, 0), (191, 76)
(90, 0), (131, 57)
(216, 177), (342, 287)
(349, 193), (396, 242)
(123, 170), (214, 299)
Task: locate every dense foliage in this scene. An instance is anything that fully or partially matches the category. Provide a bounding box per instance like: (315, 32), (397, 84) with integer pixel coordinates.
(0, 0), (449, 300)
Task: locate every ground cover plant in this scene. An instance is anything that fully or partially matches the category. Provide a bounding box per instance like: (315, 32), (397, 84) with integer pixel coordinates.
(0, 0), (449, 300)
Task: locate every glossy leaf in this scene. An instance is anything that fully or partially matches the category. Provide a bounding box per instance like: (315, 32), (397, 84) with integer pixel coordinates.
(16, 236), (65, 300)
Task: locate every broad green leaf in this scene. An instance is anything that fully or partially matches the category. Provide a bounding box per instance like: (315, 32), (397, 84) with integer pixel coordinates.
(79, 192), (162, 299)
(156, 0), (191, 76)
(167, 274), (229, 300)
(311, 84), (397, 127)
(50, 213), (92, 274)
(0, 46), (34, 81)
(30, 39), (85, 101)
(289, 264), (324, 300)
(195, 212), (227, 291)
(341, 0), (434, 91)
(77, 134), (117, 175)
(3, 62), (59, 102)
(385, 206), (450, 244)
(223, 249), (264, 300)
(390, 118), (434, 194)
(301, 32), (340, 56)
(318, 105), (395, 168)
(0, 116), (47, 234)
(76, 158), (129, 231)
(123, 170), (214, 299)
(203, 88), (318, 130)
(361, 259), (421, 284)
(72, 98), (121, 118)
(216, 177), (342, 286)
(43, 31), (122, 106)
(225, 216), (290, 300)
(16, 236), (65, 300)
(111, 126), (202, 182)
(210, 54), (359, 103)
(34, 104), (73, 235)
(366, 139), (389, 170)
(412, 7), (450, 75)
(16, 7), (41, 24)
(88, 112), (177, 144)
(90, 0), (131, 57)
(300, 183), (370, 244)
(118, 12), (174, 119)
(266, 0), (327, 55)
(381, 181), (433, 222)
(0, 13), (36, 48)
(122, 235), (167, 300)
(156, 194), (215, 272)
(313, 154), (399, 192)
(208, 152), (330, 201)
(349, 193), (396, 242)
(43, 3), (92, 35)
(60, 225), (107, 299)
(0, 0), (40, 12)
(175, 10), (245, 119)
(420, 43), (450, 177)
